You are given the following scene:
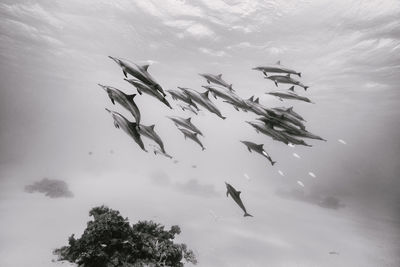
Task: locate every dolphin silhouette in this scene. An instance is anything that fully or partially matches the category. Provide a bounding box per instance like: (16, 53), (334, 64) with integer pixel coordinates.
(225, 182), (253, 217)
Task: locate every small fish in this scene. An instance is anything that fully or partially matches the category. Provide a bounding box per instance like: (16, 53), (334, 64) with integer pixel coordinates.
(308, 172), (316, 178)
(293, 153), (301, 159)
(297, 181), (305, 187)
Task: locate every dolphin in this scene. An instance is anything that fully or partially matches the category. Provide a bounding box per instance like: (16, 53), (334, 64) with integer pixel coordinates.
(167, 89), (199, 110)
(271, 110), (306, 130)
(138, 124), (166, 153)
(199, 73), (234, 91)
(282, 128), (326, 142)
(225, 182), (253, 217)
(177, 127), (205, 150)
(201, 85), (245, 106)
(167, 116), (203, 136)
(177, 104), (198, 115)
(244, 97), (279, 118)
(272, 106), (306, 122)
(246, 121), (291, 145)
(265, 74), (309, 90)
(240, 141), (276, 166)
(257, 116), (304, 134)
(98, 84), (141, 124)
(266, 87), (313, 103)
(279, 131), (312, 147)
(108, 56), (166, 96)
(152, 145), (173, 159)
(105, 108), (146, 152)
(178, 87), (226, 120)
(253, 61), (301, 77)
(124, 78), (172, 109)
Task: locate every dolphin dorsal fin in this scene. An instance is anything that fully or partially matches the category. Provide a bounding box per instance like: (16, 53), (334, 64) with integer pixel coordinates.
(288, 86), (294, 91)
(237, 191), (241, 195)
(254, 98), (260, 104)
(248, 96), (254, 102)
(141, 64), (150, 71)
(150, 124), (155, 130)
(186, 117), (191, 123)
(287, 107), (293, 112)
(201, 91), (210, 99)
(128, 94), (137, 100)
(217, 74), (222, 79)
(276, 60), (281, 65)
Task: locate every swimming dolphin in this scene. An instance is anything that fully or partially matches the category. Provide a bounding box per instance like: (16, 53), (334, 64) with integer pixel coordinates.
(105, 108), (146, 151)
(201, 85), (245, 106)
(167, 116), (203, 136)
(167, 89), (199, 110)
(138, 124), (166, 153)
(108, 56), (166, 96)
(266, 87), (313, 103)
(199, 73), (234, 91)
(177, 104), (198, 115)
(98, 84), (141, 124)
(151, 145), (173, 159)
(265, 74), (309, 90)
(244, 97), (278, 118)
(272, 106), (306, 122)
(279, 131), (312, 147)
(178, 87), (226, 120)
(246, 121), (291, 145)
(177, 127), (205, 150)
(282, 128), (326, 142)
(225, 182), (253, 217)
(253, 61), (301, 77)
(124, 78), (172, 109)
(240, 141), (276, 166)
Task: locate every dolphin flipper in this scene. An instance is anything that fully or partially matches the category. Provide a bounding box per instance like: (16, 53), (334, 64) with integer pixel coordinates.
(123, 69), (127, 78)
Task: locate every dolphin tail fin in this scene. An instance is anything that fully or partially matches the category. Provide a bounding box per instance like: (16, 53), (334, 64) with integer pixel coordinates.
(244, 212), (253, 217)
(202, 146), (206, 151)
(304, 86), (309, 91)
(298, 72), (302, 77)
(221, 116), (227, 120)
(271, 161), (277, 166)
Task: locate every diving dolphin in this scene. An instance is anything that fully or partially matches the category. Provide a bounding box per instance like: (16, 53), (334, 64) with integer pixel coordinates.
(199, 73), (234, 91)
(272, 106), (306, 122)
(253, 61), (301, 77)
(225, 182), (253, 217)
(178, 87), (226, 120)
(167, 116), (203, 136)
(105, 108), (146, 152)
(177, 104), (198, 115)
(240, 141), (276, 166)
(167, 89), (199, 110)
(177, 127), (205, 150)
(98, 84), (141, 124)
(108, 56), (166, 96)
(265, 74), (309, 90)
(266, 87), (313, 103)
(124, 78), (172, 109)
(138, 124), (166, 153)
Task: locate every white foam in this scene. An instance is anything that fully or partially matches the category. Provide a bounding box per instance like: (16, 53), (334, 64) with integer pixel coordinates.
(293, 153), (301, 159)
(338, 139), (347, 145)
(308, 172), (316, 178)
(297, 181), (305, 187)
(244, 173), (251, 181)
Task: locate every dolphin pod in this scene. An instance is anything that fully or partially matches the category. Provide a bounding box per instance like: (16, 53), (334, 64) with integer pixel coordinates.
(225, 182), (253, 217)
(100, 56), (326, 218)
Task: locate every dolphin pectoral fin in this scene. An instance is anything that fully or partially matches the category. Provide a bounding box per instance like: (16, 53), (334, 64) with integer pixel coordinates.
(275, 81), (278, 87)
(247, 147), (252, 153)
(234, 106), (239, 111)
(207, 80), (210, 84)
(226, 190), (229, 197)
(110, 98), (115, 105)
(114, 121), (119, 128)
(123, 69), (128, 78)
(263, 72), (268, 77)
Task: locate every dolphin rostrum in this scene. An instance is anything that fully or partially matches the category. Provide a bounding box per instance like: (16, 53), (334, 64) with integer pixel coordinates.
(265, 74), (309, 90)
(124, 78), (172, 109)
(177, 127), (205, 150)
(108, 56), (166, 96)
(253, 61), (301, 77)
(199, 73), (234, 91)
(266, 86), (313, 103)
(225, 182), (253, 217)
(240, 141), (276, 166)
(138, 124), (166, 153)
(167, 89), (199, 111)
(105, 108), (146, 152)
(167, 116), (203, 136)
(98, 84), (141, 125)
(178, 87), (226, 120)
